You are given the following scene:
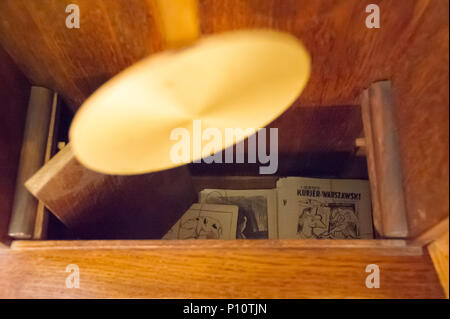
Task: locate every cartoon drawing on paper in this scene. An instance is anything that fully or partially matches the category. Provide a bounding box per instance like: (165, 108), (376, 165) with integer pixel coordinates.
(204, 195), (269, 239)
(297, 207), (327, 239)
(296, 201), (359, 239)
(328, 205), (358, 239)
(178, 215), (223, 239)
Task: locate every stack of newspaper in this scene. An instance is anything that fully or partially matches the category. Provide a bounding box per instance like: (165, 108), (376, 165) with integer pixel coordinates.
(163, 177), (373, 240)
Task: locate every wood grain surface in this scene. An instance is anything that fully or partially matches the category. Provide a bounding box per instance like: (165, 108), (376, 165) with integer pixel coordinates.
(361, 82), (408, 238)
(0, 0), (447, 299)
(391, 0), (449, 238)
(0, 239), (445, 298)
(0, 0), (436, 109)
(413, 217), (449, 246)
(0, 0), (447, 238)
(428, 231), (449, 298)
(8, 87), (53, 239)
(199, 0), (449, 237)
(0, 0), (164, 109)
(0, 46), (29, 246)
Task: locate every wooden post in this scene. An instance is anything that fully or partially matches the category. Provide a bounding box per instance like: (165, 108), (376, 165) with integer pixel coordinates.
(8, 87), (53, 239)
(360, 81), (409, 238)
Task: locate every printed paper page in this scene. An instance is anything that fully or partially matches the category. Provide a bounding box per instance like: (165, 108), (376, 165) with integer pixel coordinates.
(163, 203), (238, 240)
(199, 189), (278, 239)
(277, 177), (373, 239)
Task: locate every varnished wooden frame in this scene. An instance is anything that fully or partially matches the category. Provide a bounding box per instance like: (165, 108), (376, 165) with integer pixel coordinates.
(0, 238), (444, 298)
(0, 95), (447, 298)
(0, 82), (448, 299)
(0, 0), (448, 299)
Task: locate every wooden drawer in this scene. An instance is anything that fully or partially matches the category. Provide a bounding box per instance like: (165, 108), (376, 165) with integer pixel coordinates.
(0, 0), (448, 299)
(0, 81), (445, 298)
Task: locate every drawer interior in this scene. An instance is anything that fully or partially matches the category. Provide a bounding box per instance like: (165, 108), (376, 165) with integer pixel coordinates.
(36, 101), (377, 240)
(0, 44), (386, 243)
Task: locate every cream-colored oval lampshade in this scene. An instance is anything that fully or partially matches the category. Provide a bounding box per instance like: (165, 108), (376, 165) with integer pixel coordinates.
(69, 29), (311, 175)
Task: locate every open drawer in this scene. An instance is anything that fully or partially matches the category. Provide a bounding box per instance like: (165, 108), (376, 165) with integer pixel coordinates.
(0, 0), (448, 299)
(0, 77), (446, 298)
(36, 102), (377, 241)
(7, 79), (411, 242)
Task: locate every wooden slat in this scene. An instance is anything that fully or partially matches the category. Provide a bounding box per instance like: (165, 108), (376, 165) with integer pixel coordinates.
(361, 82), (409, 238)
(25, 145), (197, 239)
(10, 238), (418, 252)
(361, 89), (383, 237)
(0, 239), (444, 298)
(33, 92), (61, 240)
(8, 86), (53, 239)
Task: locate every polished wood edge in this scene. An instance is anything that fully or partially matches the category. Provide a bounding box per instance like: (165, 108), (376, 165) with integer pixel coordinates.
(369, 81), (409, 238)
(1, 239), (441, 298)
(33, 92), (60, 240)
(9, 239), (423, 255)
(428, 231), (449, 298)
(361, 89), (384, 235)
(361, 81), (409, 238)
(7, 86), (54, 239)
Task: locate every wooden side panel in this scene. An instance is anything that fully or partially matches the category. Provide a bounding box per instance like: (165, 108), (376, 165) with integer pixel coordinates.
(0, 0), (164, 110)
(199, 0), (432, 106)
(428, 231), (449, 298)
(0, 46), (29, 246)
(0, 239), (444, 298)
(0, 0), (436, 109)
(392, 0), (449, 237)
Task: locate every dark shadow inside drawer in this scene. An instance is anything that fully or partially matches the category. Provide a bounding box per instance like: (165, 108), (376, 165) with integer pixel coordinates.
(40, 104), (371, 240)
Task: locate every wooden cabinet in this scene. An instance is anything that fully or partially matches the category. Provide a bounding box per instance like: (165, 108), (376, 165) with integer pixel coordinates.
(0, 0), (448, 298)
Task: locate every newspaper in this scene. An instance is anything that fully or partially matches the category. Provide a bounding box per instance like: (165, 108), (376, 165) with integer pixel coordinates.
(276, 177), (373, 239)
(199, 189), (278, 239)
(164, 177), (373, 240)
(163, 203), (238, 240)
